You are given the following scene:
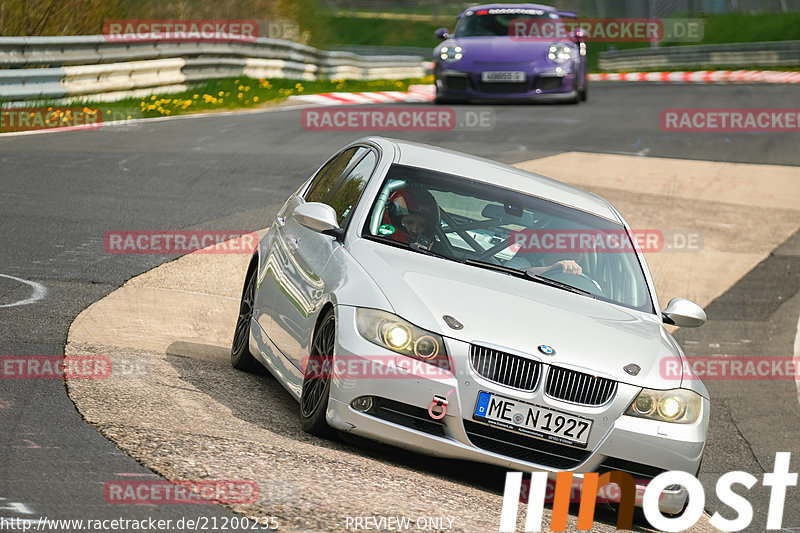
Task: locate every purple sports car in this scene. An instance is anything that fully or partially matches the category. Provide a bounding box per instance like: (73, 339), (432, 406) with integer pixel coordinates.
(433, 4), (587, 104)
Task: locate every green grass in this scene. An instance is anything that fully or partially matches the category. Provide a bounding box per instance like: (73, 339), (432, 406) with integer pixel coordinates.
(671, 12), (800, 45)
(323, 15), (444, 50)
(75, 76), (432, 120)
(0, 76), (433, 131)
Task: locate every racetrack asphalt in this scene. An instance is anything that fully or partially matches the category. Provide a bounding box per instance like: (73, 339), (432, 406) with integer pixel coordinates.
(1, 82), (799, 532)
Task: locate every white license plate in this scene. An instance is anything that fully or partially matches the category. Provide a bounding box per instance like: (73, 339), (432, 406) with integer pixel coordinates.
(473, 391), (592, 447)
(481, 71), (526, 83)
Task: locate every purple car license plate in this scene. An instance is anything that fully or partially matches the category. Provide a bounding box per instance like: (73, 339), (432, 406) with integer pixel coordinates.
(481, 71), (526, 83)
(473, 391), (592, 447)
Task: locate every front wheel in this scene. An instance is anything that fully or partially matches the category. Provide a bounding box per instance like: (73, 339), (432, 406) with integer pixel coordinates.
(300, 309), (337, 438)
(231, 263), (263, 373)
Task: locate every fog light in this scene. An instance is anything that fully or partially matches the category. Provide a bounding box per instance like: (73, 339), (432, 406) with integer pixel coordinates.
(351, 396), (373, 412)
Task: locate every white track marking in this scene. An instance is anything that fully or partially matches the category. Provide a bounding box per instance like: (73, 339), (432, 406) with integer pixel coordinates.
(0, 274), (47, 308)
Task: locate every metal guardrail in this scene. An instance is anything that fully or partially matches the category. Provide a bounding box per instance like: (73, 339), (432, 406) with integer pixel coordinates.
(598, 40), (800, 71)
(0, 35), (428, 102)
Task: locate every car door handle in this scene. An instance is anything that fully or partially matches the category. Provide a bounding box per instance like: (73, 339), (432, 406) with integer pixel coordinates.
(276, 216), (286, 227)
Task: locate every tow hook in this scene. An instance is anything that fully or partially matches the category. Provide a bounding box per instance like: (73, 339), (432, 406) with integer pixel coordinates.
(428, 395), (448, 420)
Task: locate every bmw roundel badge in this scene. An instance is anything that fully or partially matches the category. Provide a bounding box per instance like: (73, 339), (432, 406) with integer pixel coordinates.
(538, 345), (555, 356)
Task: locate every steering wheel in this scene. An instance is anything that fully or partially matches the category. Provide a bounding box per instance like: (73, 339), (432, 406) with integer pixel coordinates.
(544, 271), (605, 296)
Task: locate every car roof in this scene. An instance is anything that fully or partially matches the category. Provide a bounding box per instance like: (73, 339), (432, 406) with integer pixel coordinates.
(462, 3), (558, 13)
(362, 136), (620, 222)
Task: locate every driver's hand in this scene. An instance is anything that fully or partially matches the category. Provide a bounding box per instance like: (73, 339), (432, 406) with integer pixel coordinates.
(416, 234), (433, 250)
(555, 260), (582, 275)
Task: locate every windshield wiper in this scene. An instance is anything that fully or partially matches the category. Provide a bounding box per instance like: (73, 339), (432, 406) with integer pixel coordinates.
(464, 258), (527, 277)
(409, 243), (463, 264)
(524, 271), (595, 298)
(464, 259), (594, 298)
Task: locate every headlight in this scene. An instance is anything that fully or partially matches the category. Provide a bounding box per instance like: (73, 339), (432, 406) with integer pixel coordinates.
(439, 45), (463, 63)
(547, 43), (574, 63)
(356, 308), (449, 370)
(625, 388), (702, 424)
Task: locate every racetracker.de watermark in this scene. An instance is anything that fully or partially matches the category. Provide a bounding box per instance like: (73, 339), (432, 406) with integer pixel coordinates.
(103, 480), (258, 504)
(509, 229), (702, 253)
(661, 108), (800, 132)
(103, 19), (258, 42)
(0, 107), (102, 133)
(1, 356), (111, 379)
(103, 231), (258, 254)
(508, 17), (703, 42)
(302, 355), (452, 380)
(301, 107), (494, 131)
(662, 356), (800, 381)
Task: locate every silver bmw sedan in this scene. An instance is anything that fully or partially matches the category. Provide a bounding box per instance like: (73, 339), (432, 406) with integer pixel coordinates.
(231, 136), (709, 514)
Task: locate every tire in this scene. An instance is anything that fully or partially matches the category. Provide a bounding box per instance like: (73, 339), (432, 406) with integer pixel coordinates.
(300, 308), (337, 438)
(231, 261), (263, 373)
(565, 76), (580, 104)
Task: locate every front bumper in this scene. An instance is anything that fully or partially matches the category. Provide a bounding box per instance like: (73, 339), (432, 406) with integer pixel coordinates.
(435, 63), (578, 102)
(327, 306), (708, 514)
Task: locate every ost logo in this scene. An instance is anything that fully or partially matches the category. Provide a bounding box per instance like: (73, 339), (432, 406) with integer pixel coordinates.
(499, 452), (797, 531)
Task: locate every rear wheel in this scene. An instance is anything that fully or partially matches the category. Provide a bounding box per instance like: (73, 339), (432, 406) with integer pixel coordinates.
(231, 263), (262, 373)
(300, 308), (337, 438)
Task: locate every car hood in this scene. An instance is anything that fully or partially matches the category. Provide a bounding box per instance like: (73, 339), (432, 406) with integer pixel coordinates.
(440, 36), (564, 64)
(349, 238), (684, 390)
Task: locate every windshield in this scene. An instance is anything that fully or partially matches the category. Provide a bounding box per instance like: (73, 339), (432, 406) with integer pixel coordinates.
(363, 164), (654, 313)
(454, 8), (558, 38)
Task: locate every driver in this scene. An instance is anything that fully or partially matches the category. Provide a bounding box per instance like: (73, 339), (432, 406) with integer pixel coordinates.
(527, 255), (583, 276)
(385, 187), (439, 247)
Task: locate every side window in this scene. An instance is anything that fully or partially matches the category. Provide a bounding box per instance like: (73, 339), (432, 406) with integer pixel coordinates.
(329, 151), (377, 226)
(305, 147), (366, 203)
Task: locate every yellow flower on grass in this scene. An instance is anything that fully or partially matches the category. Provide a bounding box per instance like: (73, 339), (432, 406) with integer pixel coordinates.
(218, 91), (224, 96)
(238, 92), (244, 99)
(253, 96), (259, 102)
(151, 95), (156, 100)
(193, 94), (199, 99)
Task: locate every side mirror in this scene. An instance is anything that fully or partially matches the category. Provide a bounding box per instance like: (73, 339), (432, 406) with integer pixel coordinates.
(435, 28), (450, 40)
(292, 202), (343, 240)
(662, 298), (706, 328)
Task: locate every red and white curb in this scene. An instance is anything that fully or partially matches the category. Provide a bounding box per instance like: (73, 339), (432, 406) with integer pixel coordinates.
(289, 84), (435, 105)
(589, 70), (800, 84)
